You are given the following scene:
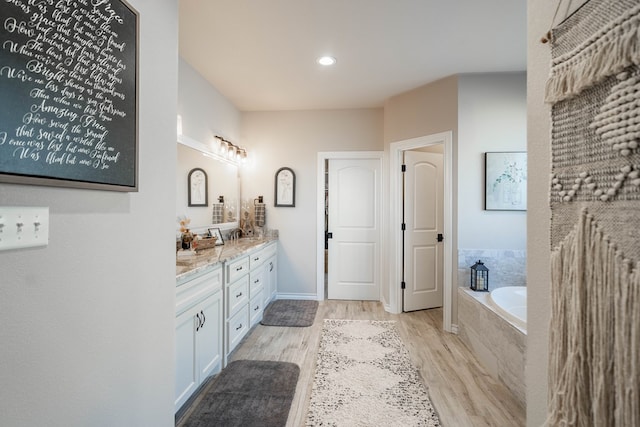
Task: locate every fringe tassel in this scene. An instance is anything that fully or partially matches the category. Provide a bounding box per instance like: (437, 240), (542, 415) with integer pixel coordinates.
(545, 6), (640, 104)
(547, 209), (640, 426)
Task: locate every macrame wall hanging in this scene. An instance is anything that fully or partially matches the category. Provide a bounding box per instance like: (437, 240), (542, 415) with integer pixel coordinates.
(546, 1), (640, 426)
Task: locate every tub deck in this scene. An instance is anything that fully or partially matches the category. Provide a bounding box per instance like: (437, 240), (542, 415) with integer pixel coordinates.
(457, 287), (526, 407)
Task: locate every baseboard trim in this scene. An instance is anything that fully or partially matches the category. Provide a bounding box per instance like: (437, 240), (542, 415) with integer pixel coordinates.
(451, 323), (459, 334)
(276, 293), (321, 301)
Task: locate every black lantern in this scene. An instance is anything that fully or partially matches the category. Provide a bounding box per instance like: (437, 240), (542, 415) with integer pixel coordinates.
(470, 260), (489, 292)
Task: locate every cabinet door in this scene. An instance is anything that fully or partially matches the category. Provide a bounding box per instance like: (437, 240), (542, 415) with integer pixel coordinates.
(196, 290), (223, 382)
(264, 254), (277, 305)
(175, 308), (198, 412)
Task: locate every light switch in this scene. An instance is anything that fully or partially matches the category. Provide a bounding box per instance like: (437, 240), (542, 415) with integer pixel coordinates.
(0, 207), (49, 251)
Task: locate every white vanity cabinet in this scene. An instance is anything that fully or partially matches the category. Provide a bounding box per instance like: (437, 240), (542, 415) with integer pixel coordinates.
(224, 255), (250, 363)
(223, 241), (278, 363)
(174, 265), (223, 413)
(262, 242), (278, 306)
(248, 246), (267, 327)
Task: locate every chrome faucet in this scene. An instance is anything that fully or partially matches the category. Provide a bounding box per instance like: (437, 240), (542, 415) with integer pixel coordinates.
(229, 228), (242, 242)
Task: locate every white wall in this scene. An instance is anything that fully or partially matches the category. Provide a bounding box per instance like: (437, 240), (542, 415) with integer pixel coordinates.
(457, 72), (527, 250)
(241, 109), (383, 297)
(383, 76), (459, 310)
(177, 59), (243, 231)
(0, 1), (178, 426)
(178, 58), (241, 144)
(527, 3), (555, 425)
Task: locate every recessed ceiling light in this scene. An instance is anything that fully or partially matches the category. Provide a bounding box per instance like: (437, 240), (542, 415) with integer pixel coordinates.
(317, 56), (336, 66)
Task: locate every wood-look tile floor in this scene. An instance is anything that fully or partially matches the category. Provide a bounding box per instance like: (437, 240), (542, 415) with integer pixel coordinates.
(178, 300), (525, 427)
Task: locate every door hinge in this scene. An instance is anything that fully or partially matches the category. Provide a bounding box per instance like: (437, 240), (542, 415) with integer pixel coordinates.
(401, 281), (406, 289)
(401, 223), (406, 231)
(437, 233), (444, 242)
(401, 164), (406, 172)
(326, 232), (333, 239)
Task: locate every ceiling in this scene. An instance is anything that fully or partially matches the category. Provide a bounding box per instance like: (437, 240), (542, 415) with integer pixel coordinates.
(179, 0), (527, 112)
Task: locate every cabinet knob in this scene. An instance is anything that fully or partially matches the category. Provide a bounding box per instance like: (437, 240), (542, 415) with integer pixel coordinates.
(201, 310), (205, 327)
(236, 292), (243, 298)
(236, 266), (243, 272)
(195, 313), (201, 331)
(235, 323), (243, 331)
(254, 305), (260, 311)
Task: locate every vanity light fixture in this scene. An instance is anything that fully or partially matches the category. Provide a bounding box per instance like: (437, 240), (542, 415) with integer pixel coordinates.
(317, 56), (336, 66)
(214, 135), (248, 166)
(180, 134), (239, 167)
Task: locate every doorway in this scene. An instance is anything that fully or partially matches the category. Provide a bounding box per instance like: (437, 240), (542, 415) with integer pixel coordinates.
(316, 152), (384, 301)
(390, 131), (454, 332)
(402, 148), (444, 311)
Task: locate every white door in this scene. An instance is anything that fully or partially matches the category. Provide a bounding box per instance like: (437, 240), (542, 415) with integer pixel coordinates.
(403, 150), (444, 311)
(327, 158), (381, 300)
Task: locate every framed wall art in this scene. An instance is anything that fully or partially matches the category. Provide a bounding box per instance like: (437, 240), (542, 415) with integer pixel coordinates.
(188, 168), (208, 207)
(485, 152), (527, 211)
(275, 167), (295, 207)
(0, 0), (139, 191)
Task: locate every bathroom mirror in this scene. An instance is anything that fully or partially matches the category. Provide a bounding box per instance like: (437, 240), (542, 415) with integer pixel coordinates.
(176, 139), (240, 231)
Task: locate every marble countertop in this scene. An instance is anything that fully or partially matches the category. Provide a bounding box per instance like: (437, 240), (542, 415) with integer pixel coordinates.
(176, 237), (277, 283)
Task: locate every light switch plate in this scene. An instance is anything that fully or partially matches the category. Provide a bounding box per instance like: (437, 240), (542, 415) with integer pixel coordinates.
(0, 207), (49, 251)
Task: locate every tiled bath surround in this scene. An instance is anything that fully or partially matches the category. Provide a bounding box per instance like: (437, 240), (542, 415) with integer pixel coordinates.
(457, 249), (526, 407)
(458, 249), (526, 290)
(458, 288), (526, 407)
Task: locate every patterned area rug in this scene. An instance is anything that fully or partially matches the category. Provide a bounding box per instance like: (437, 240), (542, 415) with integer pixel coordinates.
(306, 319), (441, 427)
(546, 1), (640, 425)
(261, 300), (318, 327)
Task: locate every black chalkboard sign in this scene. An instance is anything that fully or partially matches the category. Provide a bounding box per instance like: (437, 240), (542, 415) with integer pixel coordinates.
(0, 0), (138, 191)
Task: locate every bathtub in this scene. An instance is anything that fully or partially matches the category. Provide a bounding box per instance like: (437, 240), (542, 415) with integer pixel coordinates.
(488, 286), (527, 330)
(458, 286), (527, 406)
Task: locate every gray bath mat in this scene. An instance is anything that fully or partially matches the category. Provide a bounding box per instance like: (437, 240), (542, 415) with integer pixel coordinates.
(261, 299), (318, 327)
(182, 360), (299, 427)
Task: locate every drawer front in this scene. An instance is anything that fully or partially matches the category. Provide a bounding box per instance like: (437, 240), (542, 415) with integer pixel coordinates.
(227, 255), (249, 283)
(262, 242), (277, 259)
(250, 291), (264, 327)
(249, 269), (265, 298)
(227, 306), (249, 352)
(226, 276), (249, 317)
(176, 266), (222, 316)
(249, 247), (267, 270)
